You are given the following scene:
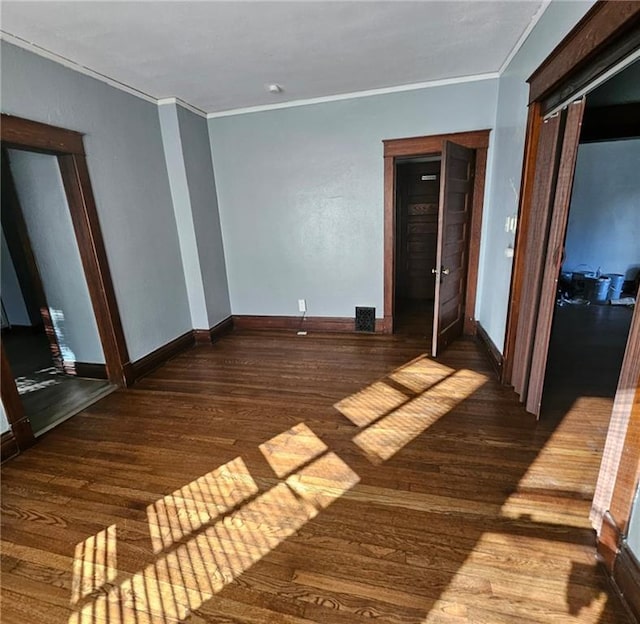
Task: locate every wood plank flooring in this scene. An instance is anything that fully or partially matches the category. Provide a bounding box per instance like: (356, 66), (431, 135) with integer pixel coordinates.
(1, 329), (631, 623)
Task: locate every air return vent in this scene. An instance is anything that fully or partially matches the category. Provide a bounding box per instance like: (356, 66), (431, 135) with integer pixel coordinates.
(355, 307), (376, 333)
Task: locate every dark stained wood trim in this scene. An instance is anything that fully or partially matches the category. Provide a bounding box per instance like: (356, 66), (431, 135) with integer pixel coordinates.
(71, 362), (109, 380)
(581, 103), (640, 142)
(608, 370), (640, 535)
(1, 114), (85, 155)
(510, 114), (563, 400)
(383, 155), (395, 332)
(194, 316), (234, 344)
(1, 431), (19, 463)
(476, 322), (503, 379)
(57, 154), (130, 386)
(502, 103), (542, 385)
(130, 331), (195, 382)
(383, 130), (490, 340)
(1, 115), (130, 389)
(598, 511), (622, 573)
(526, 100), (585, 416)
(383, 129), (491, 158)
(232, 315), (386, 334)
(0, 344), (35, 452)
(613, 542), (640, 622)
(464, 147), (486, 336)
(528, 1), (640, 105)
(592, 274), (640, 536)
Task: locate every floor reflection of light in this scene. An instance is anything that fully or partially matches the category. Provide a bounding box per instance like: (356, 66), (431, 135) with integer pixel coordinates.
(501, 396), (610, 531)
(421, 532), (609, 623)
(353, 370), (487, 463)
(69, 354), (491, 624)
(259, 422), (328, 478)
(146, 456), (258, 554)
(335, 380), (408, 427)
(71, 440), (359, 623)
(389, 357), (454, 394)
(70, 525), (117, 606)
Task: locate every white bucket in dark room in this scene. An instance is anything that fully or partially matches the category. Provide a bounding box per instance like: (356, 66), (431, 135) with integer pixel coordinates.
(584, 276), (611, 303)
(606, 274), (625, 300)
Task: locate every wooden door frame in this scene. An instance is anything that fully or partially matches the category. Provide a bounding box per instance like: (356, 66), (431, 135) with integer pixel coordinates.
(382, 129), (490, 335)
(1, 115), (132, 401)
(501, 1), (640, 611)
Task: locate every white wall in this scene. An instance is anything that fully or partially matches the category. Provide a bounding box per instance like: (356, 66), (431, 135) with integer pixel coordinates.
(563, 139), (640, 280)
(209, 78), (498, 318)
(1, 41), (191, 362)
(476, 0), (596, 351)
(8, 149), (105, 364)
(0, 227), (32, 326)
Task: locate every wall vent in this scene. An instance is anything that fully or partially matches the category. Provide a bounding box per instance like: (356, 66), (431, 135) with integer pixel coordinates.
(355, 307), (376, 333)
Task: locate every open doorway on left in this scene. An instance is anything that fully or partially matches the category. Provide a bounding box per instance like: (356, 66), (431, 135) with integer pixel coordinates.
(1, 148), (114, 437)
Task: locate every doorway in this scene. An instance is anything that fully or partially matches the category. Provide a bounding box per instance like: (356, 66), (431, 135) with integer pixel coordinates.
(1, 148), (115, 437)
(394, 157), (440, 337)
(383, 130), (489, 356)
(541, 128), (639, 419)
(1, 115), (131, 457)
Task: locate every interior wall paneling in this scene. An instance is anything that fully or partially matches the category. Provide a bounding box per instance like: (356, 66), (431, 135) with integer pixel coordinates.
(525, 99), (585, 417)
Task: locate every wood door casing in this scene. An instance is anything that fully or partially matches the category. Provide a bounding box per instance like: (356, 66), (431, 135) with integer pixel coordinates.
(511, 114), (563, 399)
(526, 100), (585, 416)
(432, 141), (475, 356)
(395, 161), (440, 301)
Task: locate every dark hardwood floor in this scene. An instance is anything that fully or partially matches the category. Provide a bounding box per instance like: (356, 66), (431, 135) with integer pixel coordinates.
(0, 328), (631, 623)
(3, 329), (114, 435)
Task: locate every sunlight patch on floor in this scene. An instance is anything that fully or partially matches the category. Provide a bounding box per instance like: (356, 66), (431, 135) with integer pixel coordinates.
(353, 369), (487, 464)
(146, 456), (258, 554)
(335, 380), (408, 427)
(259, 422), (328, 478)
(69, 354), (488, 624)
(501, 396), (612, 530)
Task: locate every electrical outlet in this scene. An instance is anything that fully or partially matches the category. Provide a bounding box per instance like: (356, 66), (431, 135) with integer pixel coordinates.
(298, 299), (306, 313)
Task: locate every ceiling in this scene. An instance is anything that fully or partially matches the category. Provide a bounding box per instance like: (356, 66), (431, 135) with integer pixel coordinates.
(1, 1), (546, 114)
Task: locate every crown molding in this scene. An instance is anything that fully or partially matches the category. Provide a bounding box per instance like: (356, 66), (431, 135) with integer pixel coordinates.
(205, 73), (500, 119)
(499, 0), (553, 75)
(1, 30), (159, 105)
(157, 97), (208, 119)
(2, 29), (502, 121)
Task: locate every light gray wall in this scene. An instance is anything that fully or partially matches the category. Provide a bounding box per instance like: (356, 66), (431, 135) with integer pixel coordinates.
(1, 41), (191, 362)
(1, 227), (31, 326)
(563, 139), (640, 279)
(177, 105), (230, 327)
(159, 103), (231, 329)
(159, 103), (210, 329)
(0, 401), (9, 435)
(8, 149), (104, 363)
(209, 79), (498, 317)
(476, 0), (596, 352)
(628, 484), (640, 560)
